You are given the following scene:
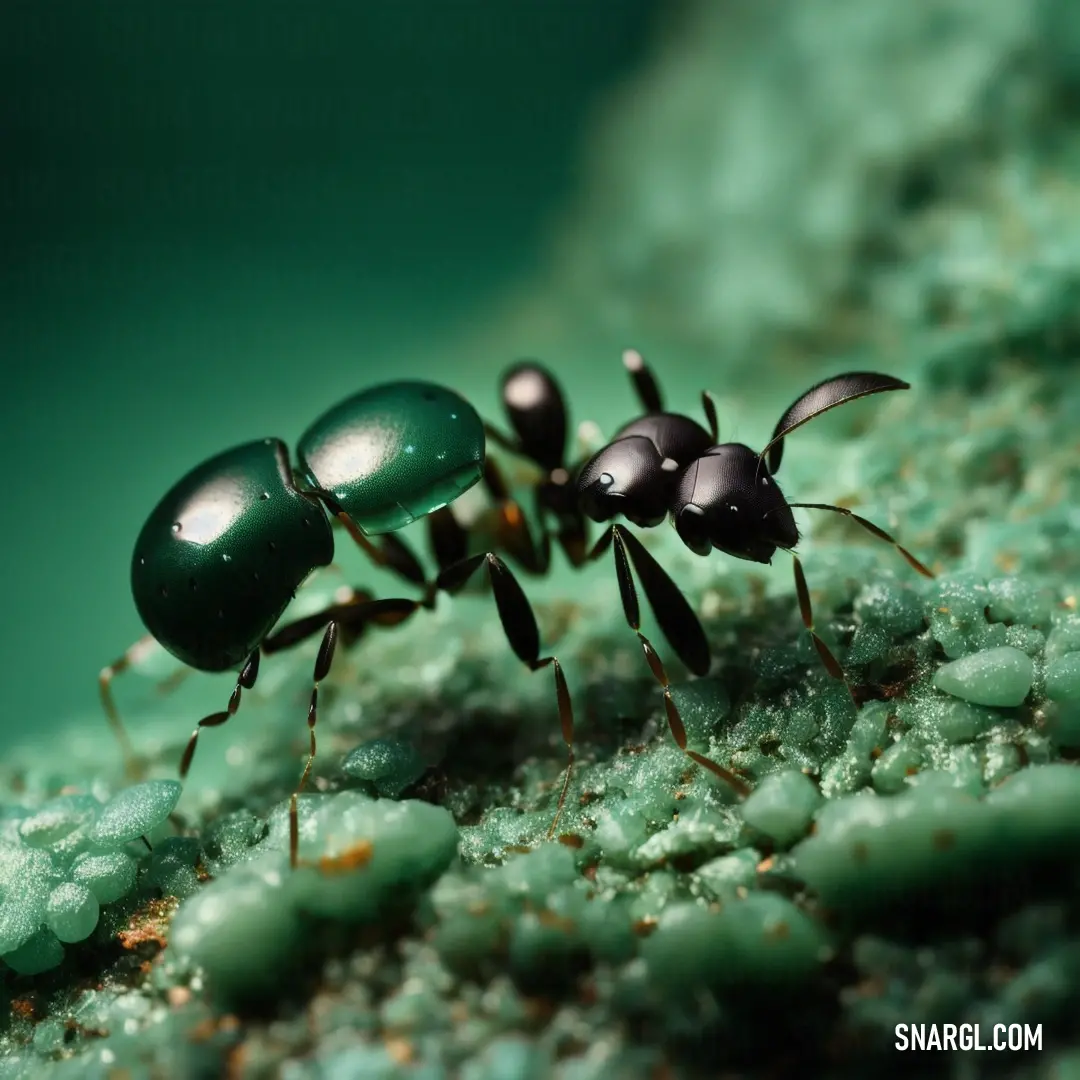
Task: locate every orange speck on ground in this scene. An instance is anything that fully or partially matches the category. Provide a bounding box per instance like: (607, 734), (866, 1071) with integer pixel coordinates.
(386, 1037), (415, 1065)
(118, 897), (179, 952)
(11, 997), (37, 1021)
(537, 910), (577, 933)
(311, 838), (375, 876)
(932, 829), (956, 852)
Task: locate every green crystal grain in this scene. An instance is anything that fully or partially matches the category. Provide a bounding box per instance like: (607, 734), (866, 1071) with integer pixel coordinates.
(932, 646), (1034, 707)
(18, 794), (99, 848)
(643, 894), (828, 992)
(3, 927), (64, 975)
(1045, 653), (1080, 702)
(0, 845), (54, 953)
(71, 851), (138, 904)
(90, 780), (182, 847)
(741, 770), (822, 848)
(872, 740), (923, 793)
(45, 882), (100, 943)
(342, 738), (426, 798)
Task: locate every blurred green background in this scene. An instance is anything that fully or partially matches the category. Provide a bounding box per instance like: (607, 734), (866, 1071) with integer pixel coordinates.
(1, 1), (661, 737)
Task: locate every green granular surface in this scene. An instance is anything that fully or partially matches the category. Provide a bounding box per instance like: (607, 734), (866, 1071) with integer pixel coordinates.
(342, 738), (427, 798)
(12, 12), (1080, 1076)
(89, 779), (182, 847)
(932, 646), (1035, 707)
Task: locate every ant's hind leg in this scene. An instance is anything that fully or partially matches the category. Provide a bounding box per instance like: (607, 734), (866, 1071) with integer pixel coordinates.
(99, 634), (173, 778)
(790, 552), (858, 706)
(593, 525), (749, 798)
(622, 348), (665, 414)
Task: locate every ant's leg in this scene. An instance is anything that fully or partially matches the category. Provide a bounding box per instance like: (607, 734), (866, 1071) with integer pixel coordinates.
(591, 525), (710, 676)
(701, 391), (719, 443)
(622, 349), (664, 413)
(286, 621), (341, 869)
(334, 512), (428, 589)
(638, 632), (750, 797)
(262, 595), (423, 867)
(791, 553), (852, 697)
(207, 622), (348, 868)
(787, 503), (934, 578)
(590, 526), (747, 797)
(436, 552), (575, 837)
(178, 651), (261, 781)
(263, 594), (420, 654)
(482, 421), (522, 456)
(458, 460), (552, 576)
(99, 635), (166, 778)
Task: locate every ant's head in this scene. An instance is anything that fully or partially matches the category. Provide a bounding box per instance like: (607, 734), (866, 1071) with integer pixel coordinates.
(576, 436), (682, 528)
(672, 443), (798, 563)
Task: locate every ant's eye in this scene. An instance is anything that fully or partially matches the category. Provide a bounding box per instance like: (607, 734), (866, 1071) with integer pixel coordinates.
(599, 473), (615, 487)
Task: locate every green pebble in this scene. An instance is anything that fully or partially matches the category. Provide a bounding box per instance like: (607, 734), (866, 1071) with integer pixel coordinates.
(1045, 615), (1080, 663)
(669, 679), (731, 748)
(987, 577), (1052, 626)
(171, 853), (298, 1008)
(18, 794), (100, 848)
(2, 928), (64, 975)
(1045, 702), (1080, 749)
(854, 579), (925, 636)
(694, 849), (760, 898)
(579, 894), (638, 964)
(45, 882), (100, 943)
(929, 611), (970, 659)
(1045, 653), (1080, 702)
(928, 573), (989, 624)
(847, 624), (890, 665)
(634, 806), (740, 863)
(918, 698), (996, 745)
(872, 741), (923, 793)
(591, 805), (650, 868)
(741, 770), (821, 848)
(342, 738), (426, 798)
(932, 646), (1034, 707)
(0, 845), (53, 953)
(71, 851), (138, 904)
(462, 1036), (552, 1080)
(90, 780), (182, 847)
(820, 703), (888, 798)
(973, 621), (1008, 650)
(642, 895), (827, 992)
(508, 909), (587, 996)
(983, 743), (1022, 786)
(792, 786), (995, 910)
(1004, 624), (1046, 657)
(986, 763), (1080, 848)
(491, 844), (578, 904)
(148, 836), (204, 899)
(289, 793), (459, 922)
(433, 910), (505, 978)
